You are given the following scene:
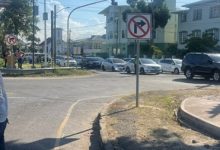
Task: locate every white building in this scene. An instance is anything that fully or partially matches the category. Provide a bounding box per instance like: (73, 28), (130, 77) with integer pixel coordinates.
(176, 0), (220, 49)
(99, 0), (177, 57)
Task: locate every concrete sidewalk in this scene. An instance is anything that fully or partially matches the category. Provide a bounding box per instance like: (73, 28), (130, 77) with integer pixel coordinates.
(179, 96), (220, 139)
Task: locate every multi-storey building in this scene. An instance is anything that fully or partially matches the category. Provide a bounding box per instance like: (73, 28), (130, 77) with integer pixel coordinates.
(99, 0), (177, 57)
(176, 0), (220, 49)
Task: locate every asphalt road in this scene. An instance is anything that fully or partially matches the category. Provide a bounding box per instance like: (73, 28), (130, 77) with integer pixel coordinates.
(3, 71), (219, 150)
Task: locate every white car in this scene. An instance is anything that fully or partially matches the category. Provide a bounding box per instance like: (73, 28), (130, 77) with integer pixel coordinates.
(158, 58), (182, 74)
(125, 58), (161, 74)
(56, 55), (77, 67)
(101, 58), (126, 72)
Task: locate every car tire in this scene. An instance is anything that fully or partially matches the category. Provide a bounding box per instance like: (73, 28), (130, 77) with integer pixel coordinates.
(126, 67), (131, 74)
(112, 66), (115, 72)
(140, 68), (145, 75)
(213, 70), (220, 81)
(174, 68), (180, 74)
(185, 68), (193, 79)
(102, 66), (105, 71)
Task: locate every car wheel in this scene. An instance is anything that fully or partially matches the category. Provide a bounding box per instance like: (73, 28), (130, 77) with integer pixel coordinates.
(112, 66), (115, 72)
(102, 65), (105, 71)
(185, 68), (193, 79)
(174, 68), (180, 74)
(126, 67), (131, 74)
(213, 70), (220, 81)
(140, 68), (145, 75)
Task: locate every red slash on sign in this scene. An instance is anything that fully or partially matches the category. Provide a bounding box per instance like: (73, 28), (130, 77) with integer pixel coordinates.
(127, 14), (152, 39)
(5, 34), (17, 46)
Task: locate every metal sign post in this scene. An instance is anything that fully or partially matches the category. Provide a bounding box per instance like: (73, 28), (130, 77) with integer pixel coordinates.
(127, 14), (152, 107)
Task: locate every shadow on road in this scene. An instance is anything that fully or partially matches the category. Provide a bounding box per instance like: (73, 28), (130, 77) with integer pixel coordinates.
(173, 78), (220, 89)
(6, 137), (78, 150)
(105, 128), (220, 150)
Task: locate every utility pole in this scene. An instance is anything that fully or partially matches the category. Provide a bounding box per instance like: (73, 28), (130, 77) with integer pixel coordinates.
(51, 10), (54, 67)
(32, 0), (35, 68)
(43, 0), (48, 67)
(54, 5), (57, 68)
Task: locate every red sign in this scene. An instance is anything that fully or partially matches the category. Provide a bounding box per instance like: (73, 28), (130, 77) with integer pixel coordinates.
(127, 14), (151, 39)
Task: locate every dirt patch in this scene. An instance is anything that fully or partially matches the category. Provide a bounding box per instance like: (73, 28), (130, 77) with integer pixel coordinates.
(103, 89), (220, 150)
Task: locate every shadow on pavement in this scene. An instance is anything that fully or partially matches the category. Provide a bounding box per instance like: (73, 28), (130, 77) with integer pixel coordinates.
(89, 114), (103, 150)
(6, 137), (78, 150)
(102, 106), (136, 117)
(106, 128), (220, 150)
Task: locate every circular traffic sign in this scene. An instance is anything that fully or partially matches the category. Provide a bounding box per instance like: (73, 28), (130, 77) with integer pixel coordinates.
(5, 34), (17, 46)
(128, 15), (151, 39)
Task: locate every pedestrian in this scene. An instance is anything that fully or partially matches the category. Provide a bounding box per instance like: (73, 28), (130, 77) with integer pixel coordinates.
(0, 72), (8, 150)
(15, 49), (25, 69)
(2, 49), (9, 68)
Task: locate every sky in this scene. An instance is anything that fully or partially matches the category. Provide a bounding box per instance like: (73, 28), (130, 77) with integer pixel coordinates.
(36, 0), (200, 42)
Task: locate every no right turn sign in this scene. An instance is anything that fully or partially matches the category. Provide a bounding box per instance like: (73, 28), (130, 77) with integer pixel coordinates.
(127, 14), (152, 39)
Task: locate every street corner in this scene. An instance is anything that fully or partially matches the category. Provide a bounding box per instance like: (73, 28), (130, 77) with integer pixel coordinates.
(179, 96), (220, 139)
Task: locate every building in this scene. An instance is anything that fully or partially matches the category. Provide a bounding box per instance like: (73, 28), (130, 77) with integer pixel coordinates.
(175, 0), (220, 49)
(71, 35), (106, 57)
(40, 28), (66, 56)
(99, 0), (177, 57)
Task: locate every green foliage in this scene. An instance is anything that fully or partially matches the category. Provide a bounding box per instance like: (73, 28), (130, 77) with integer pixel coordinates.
(185, 32), (218, 53)
(163, 44), (177, 57)
(140, 43), (162, 58)
(0, 58), (4, 68)
(124, 0), (170, 29)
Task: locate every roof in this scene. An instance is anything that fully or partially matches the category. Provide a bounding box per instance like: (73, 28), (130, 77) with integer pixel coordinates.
(183, 0), (217, 8)
(172, 9), (189, 14)
(99, 5), (130, 15)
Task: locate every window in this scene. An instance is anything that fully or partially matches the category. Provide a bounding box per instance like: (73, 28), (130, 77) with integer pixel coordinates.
(210, 5), (220, 18)
(109, 31), (113, 39)
(192, 30), (201, 37)
(179, 31), (188, 44)
(122, 30), (125, 38)
(193, 9), (202, 21)
(180, 12), (187, 22)
(206, 28), (219, 40)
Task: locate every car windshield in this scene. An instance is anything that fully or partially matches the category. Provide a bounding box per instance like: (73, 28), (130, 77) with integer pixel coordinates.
(173, 59), (182, 64)
(112, 58), (125, 63)
(209, 54), (220, 62)
(65, 57), (74, 61)
(140, 58), (156, 64)
(87, 57), (104, 61)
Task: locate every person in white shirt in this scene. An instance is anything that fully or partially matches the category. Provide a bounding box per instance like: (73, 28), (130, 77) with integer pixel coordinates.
(0, 72), (8, 150)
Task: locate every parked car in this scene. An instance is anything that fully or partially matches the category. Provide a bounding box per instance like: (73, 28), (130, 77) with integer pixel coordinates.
(72, 55), (82, 65)
(56, 55), (77, 67)
(181, 53), (220, 81)
(158, 58), (182, 74)
(124, 58), (161, 74)
(101, 58), (126, 72)
(83, 57), (104, 69)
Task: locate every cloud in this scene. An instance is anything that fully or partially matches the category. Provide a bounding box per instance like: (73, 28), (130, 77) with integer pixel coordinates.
(36, 0), (106, 42)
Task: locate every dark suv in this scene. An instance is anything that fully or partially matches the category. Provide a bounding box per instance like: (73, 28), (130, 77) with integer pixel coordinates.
(181, 53), (220, 81)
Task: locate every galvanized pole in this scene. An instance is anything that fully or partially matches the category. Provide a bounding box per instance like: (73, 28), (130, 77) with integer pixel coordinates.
(136, 40), (140, 107)
(51, 11), (54, 67)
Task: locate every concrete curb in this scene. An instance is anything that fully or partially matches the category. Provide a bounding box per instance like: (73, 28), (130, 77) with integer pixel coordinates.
(179, 98), (220, 139)
(99, 98), (120, 150)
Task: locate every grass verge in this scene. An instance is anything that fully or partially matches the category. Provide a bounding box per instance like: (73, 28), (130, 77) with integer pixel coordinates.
(104, 89), (220, 150)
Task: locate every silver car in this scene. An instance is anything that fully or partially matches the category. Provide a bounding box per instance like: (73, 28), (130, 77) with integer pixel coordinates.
(101, 58), (126, 72)
(158, 58), (182, 74)
(124, 58), (161, 74)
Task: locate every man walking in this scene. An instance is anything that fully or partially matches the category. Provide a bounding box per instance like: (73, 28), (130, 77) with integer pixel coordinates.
(0, 72), (8, 150)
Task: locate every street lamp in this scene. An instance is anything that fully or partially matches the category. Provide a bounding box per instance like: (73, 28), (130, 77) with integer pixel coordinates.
(66, 0), (107, 67)
(53, 6), (69, 68)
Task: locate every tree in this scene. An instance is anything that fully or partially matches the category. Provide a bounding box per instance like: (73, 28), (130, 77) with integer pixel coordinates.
(0, 0), (34, 51)
(123, 0), (170, 29)
(185, 32), (218, 53)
